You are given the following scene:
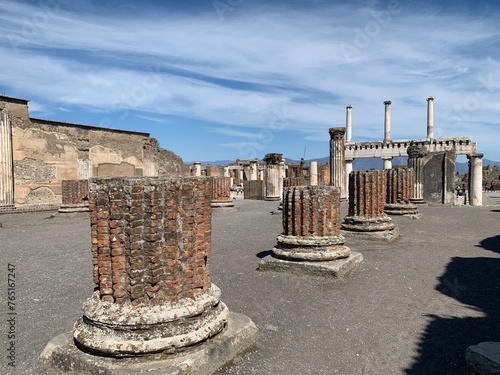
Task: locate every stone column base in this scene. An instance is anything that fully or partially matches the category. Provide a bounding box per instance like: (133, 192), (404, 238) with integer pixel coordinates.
(73, 286), (229, 356)
(466, 342), (500, 375)
(273, 234), (351, 261)
(341, 215), (399, 242)
(384, 203), (419, 215)
(410, 198), (428, 205)
(258, 251), (363, 278)
(58, 204), (90, 213)
(211, 200), (234, 208)
(264, 197), (281, 201)
(38, 312), (259, 375)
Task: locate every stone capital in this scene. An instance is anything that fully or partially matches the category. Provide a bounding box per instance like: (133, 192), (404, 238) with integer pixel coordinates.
(329, 127), (346, 138)
(427, 96), (434, 102)
(407, 143), (429, 158)
(384, 100), (392, 106)
(467, 152), (484, 160)
(263, 153), (283, 165)
(346, 104), (352, 110)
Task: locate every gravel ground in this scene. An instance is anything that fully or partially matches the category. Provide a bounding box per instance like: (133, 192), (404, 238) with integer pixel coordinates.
(0, 196), (499, 375)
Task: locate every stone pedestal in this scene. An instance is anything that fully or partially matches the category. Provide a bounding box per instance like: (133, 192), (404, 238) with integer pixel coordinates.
(264, 153), (283, 201)
(384, 168), (419, 215)
(0, 111), (14, 210)
(39, 177), (258, 374)
(466, 342), (500, 375)
(210, 176), (234, 208)
(329, 127), (346, 200)
(59, 180), (90, 213)
(259, 186), (363, 277)
(342, 170), (399, 242)
(407, 143), (429, 205)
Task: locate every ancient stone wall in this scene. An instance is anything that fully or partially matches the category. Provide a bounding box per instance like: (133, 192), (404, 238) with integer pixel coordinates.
(61, 180), (89, 205)
(243, 180), (264, 200)
(422, 152), (455, 204)
(0, 95), (186, 209)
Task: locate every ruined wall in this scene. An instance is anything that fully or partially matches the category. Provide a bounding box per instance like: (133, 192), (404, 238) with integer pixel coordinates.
(423, 152), (455, 204)
(0, 95), (186, 208)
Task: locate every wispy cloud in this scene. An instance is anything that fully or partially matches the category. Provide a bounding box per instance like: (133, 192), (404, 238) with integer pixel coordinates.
(0, 0), (499, 160)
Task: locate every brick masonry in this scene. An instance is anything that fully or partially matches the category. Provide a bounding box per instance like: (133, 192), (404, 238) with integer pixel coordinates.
(61, 180), (90, 205)
(88, 177), (212, 305)
(385, 168), (419, 215)
(210, 176), (234, 207)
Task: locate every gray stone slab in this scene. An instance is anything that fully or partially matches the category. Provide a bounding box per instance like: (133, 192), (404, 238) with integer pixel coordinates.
(341, 226), (400, 243)
(258, 251), (363, 278)
(466, 342), (500, 375)
(37, 312), (258, 375)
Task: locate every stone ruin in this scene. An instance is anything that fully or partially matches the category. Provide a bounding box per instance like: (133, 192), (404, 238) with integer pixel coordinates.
(59, 180), (90, 213)
(264, 153), (285, 201)
(341, 170), (399, 242)
(209, 176), (234, 208)
(259, 185), (363, 277)
(39, 176), (258, 375)
(384, 168), (419, 215)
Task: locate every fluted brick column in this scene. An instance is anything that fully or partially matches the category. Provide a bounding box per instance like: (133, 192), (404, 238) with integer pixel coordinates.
(59, 180), (90, 213)
(407, 143), (429, 204)
(283, 177), (306, 188)
(73, 177), (229, 356)
(0, 112), (14, 209)
(264, 153), (283, 201)
(342, 170), (398, 241)
(273, 186), (350, 261)
(210, 176), (234, 207)
(384, 168), (419, 215)
(329, 127), (346, 200)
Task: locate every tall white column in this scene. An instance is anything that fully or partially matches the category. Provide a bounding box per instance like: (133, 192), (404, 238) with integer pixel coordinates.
(426, 96), (434, 139)
(0, 112), (14, 208)
(223, 166), (230, 177)
(468, 153), (483, 206)
(329, 127), (346, 200)
(382, 156), (393, 170)
(310, 161), (318, 186)
(264, 153), (283, 201)
(383, 100), (392, 143)
(345, 105), (353, 143)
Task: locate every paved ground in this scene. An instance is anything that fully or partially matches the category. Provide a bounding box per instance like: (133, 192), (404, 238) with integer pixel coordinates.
(0, 197), (499, 375)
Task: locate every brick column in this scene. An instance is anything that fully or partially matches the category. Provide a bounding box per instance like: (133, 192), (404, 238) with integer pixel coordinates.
(59, 180), (90, 213)
(273, 186), (351, 261)
(73, 177), (229, 356)
(407, 143), (429, 204)
(342, 170), (398, 241)
(0, 111), (14, 209)
(210, 176), (234, 207)
(329, 127), (346, 200)
(264, 153), (283, 201)
(205, 165), (217, 177)
(384, 168), (419, 215)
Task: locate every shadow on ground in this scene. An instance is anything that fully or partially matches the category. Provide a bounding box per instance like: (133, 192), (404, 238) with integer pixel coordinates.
(405, 236), (500, 374)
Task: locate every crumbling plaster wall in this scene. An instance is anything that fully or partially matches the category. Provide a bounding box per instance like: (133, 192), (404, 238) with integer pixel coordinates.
(1, 96), (186, 207)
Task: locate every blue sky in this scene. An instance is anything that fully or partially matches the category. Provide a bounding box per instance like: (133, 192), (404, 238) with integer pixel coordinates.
(1, 0), (499, 163)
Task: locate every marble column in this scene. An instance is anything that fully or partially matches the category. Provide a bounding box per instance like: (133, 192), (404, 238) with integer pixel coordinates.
(310, 161), (318, 186)
(223, 166), (230, 178)
(383, 100), (392, 143)
(382, 156), (393, 170)
(407, 143), (429, 204)
(264, 153), (283, 201)
(427, 96), (434, 139)
(329, 127), (346, 200)
(0, 111), (14, 209)
(341, 170), (399, 241)
(467, 153), (483, 206)
(345, 105), (353, 143)
(384, 168), (419, 215)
